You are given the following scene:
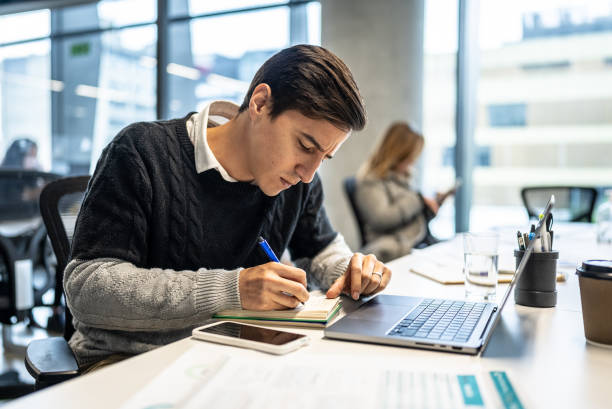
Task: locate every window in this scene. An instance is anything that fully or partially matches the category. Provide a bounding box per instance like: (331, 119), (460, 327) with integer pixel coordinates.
(53, 0), (156, 32)
(487, 103), (527, 127)
(472, 0), (612, 229)
(169, 0), (286, 18)
(0, 1), (320, 174)
(166, 3), (320, 118)
(0, 10), (50, 44)
(422, 0), (458, 239)
(52, 26), (157, 174)
(0, 40), (52, 170)
(167, 7), (290, 117)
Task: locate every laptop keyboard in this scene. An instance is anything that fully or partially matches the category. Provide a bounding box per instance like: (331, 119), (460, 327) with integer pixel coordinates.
(388, 299), (487, 343)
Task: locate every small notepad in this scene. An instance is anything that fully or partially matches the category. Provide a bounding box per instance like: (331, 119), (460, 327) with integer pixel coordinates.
(213, 290), (341, 328)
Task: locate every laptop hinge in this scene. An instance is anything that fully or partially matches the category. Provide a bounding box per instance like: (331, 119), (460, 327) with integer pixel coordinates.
(478, 306), (497, 340)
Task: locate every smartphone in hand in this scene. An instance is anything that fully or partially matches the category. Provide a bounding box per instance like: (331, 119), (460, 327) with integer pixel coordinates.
(436, 178), (463, 205)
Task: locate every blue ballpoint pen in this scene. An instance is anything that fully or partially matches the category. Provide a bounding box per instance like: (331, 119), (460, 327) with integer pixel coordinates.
(258, 236), (280, 262)
(258, 236), (297, 299)
(528, 224), (536, 241)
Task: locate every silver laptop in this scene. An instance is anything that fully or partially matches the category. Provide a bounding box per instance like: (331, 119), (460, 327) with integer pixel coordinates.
(325, 196), (555, 355)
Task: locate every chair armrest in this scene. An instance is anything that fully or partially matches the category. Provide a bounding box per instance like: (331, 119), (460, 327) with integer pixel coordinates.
(25, 337), (79, 385)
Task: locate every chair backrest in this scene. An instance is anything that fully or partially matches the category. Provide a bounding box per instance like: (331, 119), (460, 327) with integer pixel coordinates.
(0, 170), (60, 326)
(521, 186), (598, 222)
(0, 234), (17, 325)
(39, 176), (90, 341)
(343, 176), (367, 247)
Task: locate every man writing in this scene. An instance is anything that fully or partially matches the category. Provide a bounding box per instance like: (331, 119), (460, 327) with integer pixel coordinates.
(66, 45), (392, 370)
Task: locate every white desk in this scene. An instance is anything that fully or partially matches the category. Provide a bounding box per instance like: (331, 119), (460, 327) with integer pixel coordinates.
(6, 224), (612, 408)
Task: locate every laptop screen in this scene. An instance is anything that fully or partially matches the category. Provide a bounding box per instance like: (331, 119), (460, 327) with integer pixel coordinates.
(479, 195), (555, 354)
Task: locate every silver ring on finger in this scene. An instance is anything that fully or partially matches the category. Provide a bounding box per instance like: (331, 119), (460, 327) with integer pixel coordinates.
(371, 271), (383, 281)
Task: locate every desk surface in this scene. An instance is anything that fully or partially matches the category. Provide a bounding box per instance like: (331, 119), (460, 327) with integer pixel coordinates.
(6, 223), (612, 408)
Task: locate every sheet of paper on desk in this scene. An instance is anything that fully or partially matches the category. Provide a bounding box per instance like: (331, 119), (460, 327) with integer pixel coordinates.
(408, 252), (565, 285)
(119, 347), (524, 409)
(408, 252), (514, 285)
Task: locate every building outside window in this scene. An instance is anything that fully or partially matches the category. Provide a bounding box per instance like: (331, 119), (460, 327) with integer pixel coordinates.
(423, 0), (612, 234)
(472, 0), (612, 229)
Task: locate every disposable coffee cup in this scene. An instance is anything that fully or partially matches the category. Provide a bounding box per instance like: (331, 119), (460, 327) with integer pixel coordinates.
(576, 260), (612, 346)
(514, 250), (559, 308)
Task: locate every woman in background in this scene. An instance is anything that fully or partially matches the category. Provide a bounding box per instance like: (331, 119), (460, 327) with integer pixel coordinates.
(1, 138), (41, 170)
(355, 122), (452, 262)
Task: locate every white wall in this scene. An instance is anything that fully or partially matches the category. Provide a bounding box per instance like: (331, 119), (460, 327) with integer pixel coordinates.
(319, 0), (425, 249)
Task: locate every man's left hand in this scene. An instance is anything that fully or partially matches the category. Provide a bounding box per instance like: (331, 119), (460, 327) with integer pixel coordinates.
(326, 253), (392, 300)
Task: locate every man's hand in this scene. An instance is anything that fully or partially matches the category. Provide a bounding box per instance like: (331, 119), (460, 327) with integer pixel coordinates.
(326, 253), (392, 300)
(239, 262), (309, 310)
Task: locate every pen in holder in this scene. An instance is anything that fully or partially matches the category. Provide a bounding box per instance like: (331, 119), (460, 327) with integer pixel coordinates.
(514, 250), (559, 308)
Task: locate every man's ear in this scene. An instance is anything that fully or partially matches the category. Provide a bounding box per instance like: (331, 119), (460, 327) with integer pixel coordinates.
(248, 83), (272, 120)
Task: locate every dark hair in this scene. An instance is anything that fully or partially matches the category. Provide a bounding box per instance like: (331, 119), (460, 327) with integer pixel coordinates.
(238, 44), (366, 132)
(1, 138), (37, 168)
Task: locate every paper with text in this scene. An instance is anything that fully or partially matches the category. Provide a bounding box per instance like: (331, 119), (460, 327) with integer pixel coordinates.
(119, 347), (523, 409)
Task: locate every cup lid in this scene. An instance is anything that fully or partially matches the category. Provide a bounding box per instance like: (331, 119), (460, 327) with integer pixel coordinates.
(576, 260), (612, 280)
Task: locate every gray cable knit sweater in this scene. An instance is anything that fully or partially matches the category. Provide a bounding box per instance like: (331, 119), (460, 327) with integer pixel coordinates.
(65, 116), (351, 366)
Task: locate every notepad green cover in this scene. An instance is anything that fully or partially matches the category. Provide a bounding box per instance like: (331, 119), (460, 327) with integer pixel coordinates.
(213, 291), (341, 328)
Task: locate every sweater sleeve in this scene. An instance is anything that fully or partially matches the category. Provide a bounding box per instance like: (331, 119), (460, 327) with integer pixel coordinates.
(67, 126), (242, 332)
(302, 233), (352, 290)
(64, 258), (242, 331)
(355, 177), (424, 233)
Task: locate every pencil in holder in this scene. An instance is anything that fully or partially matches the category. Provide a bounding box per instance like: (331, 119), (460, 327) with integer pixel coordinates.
(513, 250), (559, 308)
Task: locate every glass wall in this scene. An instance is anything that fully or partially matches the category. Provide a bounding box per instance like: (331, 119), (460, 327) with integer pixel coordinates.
(53, 26), (157, 174)
(166, 2), (320, 118)
(0, 0), (157, 175)
(0, 40), (52, 171)
(167, 7), (290, 117)
(168, 0), (286, 17)
(422, 0), (458, 239)
(0, 11), (52, 170)
(0, 0), (320, 175)
(471, 0), (612, 229)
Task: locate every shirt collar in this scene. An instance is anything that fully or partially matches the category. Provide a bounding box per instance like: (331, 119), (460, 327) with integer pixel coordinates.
(187, 100), (240, 181)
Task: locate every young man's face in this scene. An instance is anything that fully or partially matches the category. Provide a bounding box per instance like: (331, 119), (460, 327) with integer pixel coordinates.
(247, 106), (350, 196)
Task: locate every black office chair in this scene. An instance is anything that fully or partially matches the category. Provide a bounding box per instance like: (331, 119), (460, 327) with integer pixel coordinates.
(343, 176), (368, 247)
(0, 234), (36, 398)
(521, 186), (598, 223)
(24, 175), (90, 389)
(0, 169), (61, 323)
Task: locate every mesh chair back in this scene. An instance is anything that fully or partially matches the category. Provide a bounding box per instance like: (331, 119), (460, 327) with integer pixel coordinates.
(39, 176), (90, 341)
(521, 186), (598, 222)
(343, 177), (367, 247)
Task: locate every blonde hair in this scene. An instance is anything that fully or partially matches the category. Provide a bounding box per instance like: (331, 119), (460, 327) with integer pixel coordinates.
(360, 122), (424, 179)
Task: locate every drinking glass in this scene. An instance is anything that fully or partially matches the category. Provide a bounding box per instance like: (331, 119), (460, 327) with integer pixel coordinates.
(463, 232), (499, 301)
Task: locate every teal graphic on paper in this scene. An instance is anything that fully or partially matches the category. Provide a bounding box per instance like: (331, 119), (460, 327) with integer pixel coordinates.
(490, 371), (524, 409)
(457, 375), (484, 406)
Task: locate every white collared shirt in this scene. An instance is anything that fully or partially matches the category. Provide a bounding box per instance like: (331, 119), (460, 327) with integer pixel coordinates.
(185, 100), (239, 182)
(184, 101), (353, 279)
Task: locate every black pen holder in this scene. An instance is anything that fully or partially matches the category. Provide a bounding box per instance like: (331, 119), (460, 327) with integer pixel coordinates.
(513, 250), (559, 308)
